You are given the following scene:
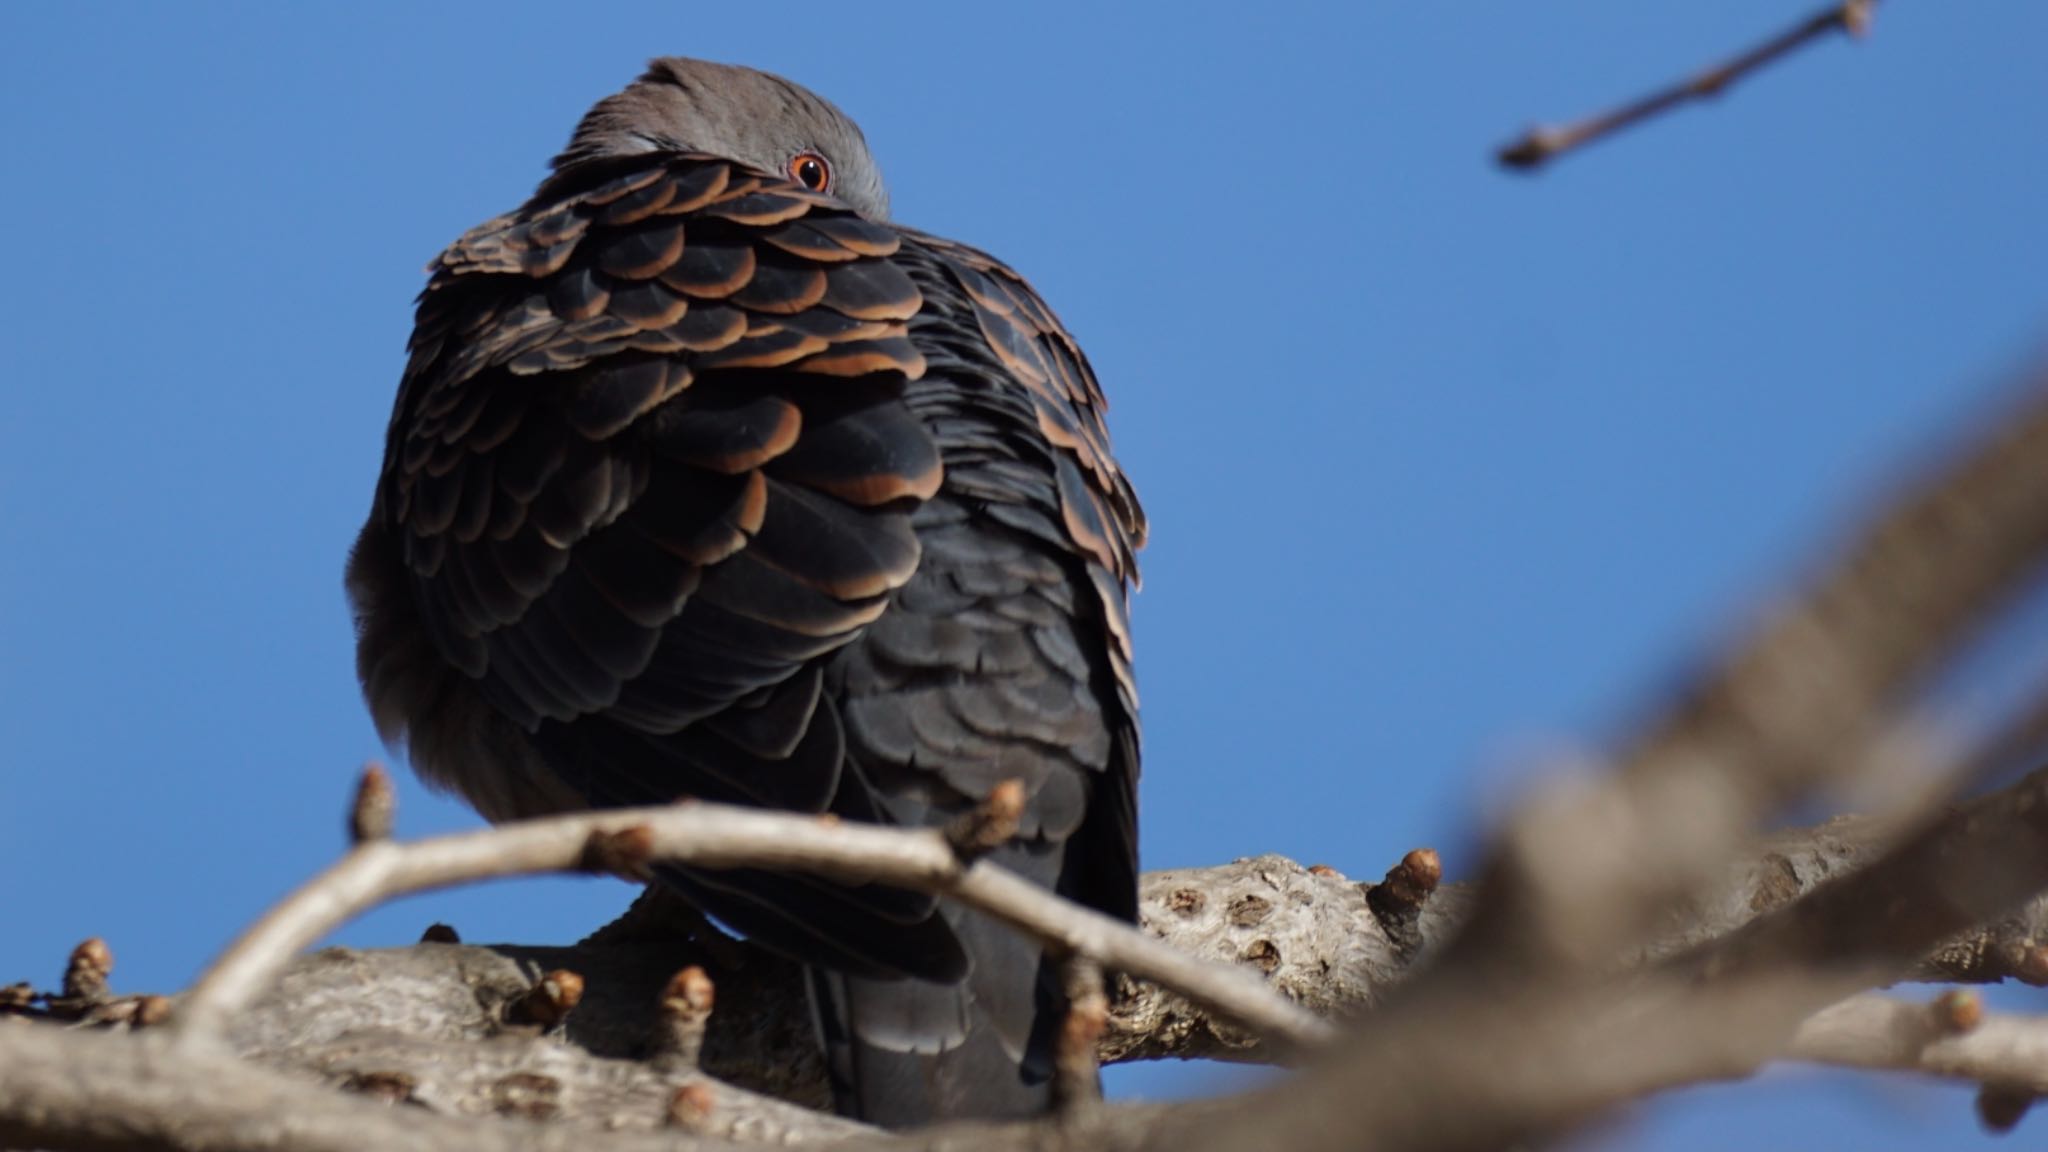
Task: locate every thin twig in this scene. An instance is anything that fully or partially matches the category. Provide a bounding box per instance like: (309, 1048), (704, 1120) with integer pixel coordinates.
(169, 796), (1333, 1055)
(1498, 1), (1876, 171)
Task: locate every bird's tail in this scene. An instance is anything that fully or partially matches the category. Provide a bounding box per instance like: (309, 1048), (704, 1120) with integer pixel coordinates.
(807, 901), (1067, 1127)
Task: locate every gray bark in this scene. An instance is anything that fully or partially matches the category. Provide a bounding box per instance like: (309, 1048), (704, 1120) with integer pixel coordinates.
(148, 829), (2042, 1138)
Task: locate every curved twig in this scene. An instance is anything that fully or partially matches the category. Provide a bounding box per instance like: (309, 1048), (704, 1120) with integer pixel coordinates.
(169, 795), (1334, 1055)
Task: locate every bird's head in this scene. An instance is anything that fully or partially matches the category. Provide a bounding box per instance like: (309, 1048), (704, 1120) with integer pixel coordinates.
(548, 56), (889, 220)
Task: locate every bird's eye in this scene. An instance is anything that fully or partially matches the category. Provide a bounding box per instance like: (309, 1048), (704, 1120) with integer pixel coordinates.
(788, 151), (831, 192)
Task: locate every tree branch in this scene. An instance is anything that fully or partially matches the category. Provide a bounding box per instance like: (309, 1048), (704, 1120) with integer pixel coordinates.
(1498, 1), (1877, 170)
(168, 788), (1334, 1058)
(157, 809), (2040, 1108)
(1114, 357), (2048, 1152)
(1786, 991), (2048, 1094)
(1458, 355), (2048, 976)
(0, 1023), (866, 1152)
(16, 301), (2048, 1152)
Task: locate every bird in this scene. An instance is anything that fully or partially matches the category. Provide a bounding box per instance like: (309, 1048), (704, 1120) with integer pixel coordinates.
(345, 57), (1145, 1126)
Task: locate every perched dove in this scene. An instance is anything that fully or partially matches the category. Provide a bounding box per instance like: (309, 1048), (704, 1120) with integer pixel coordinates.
(348, 57), (1144, 1126)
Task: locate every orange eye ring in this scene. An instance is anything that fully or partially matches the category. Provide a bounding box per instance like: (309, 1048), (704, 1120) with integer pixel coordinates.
(788, 151), (831, 193)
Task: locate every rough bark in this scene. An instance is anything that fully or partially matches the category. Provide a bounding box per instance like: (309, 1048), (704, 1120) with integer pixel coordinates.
(28, 821), (2010, 1140)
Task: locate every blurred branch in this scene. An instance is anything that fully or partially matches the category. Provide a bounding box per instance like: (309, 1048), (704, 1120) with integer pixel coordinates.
(1458, 352), (2048, 974)
(1788, 991), (2048, 1095)
(1671, 761), (2048, 990)
(1142, 353), (2048, 1152)
(1498, 1), (1877, 170)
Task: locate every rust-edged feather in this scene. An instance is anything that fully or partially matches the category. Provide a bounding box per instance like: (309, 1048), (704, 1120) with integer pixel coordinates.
(354, 149), (1142, 991)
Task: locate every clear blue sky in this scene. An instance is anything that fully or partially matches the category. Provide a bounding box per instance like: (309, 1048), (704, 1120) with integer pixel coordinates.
(5, 3), (2046, 1147)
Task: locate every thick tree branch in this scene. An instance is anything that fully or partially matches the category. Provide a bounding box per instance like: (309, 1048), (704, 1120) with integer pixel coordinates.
(0, 1022), (874, 1152)
(25, 981), (2048, 1152)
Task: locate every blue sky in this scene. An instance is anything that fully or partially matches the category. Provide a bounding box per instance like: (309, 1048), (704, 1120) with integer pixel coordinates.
(4, 3), (2047, 1147)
